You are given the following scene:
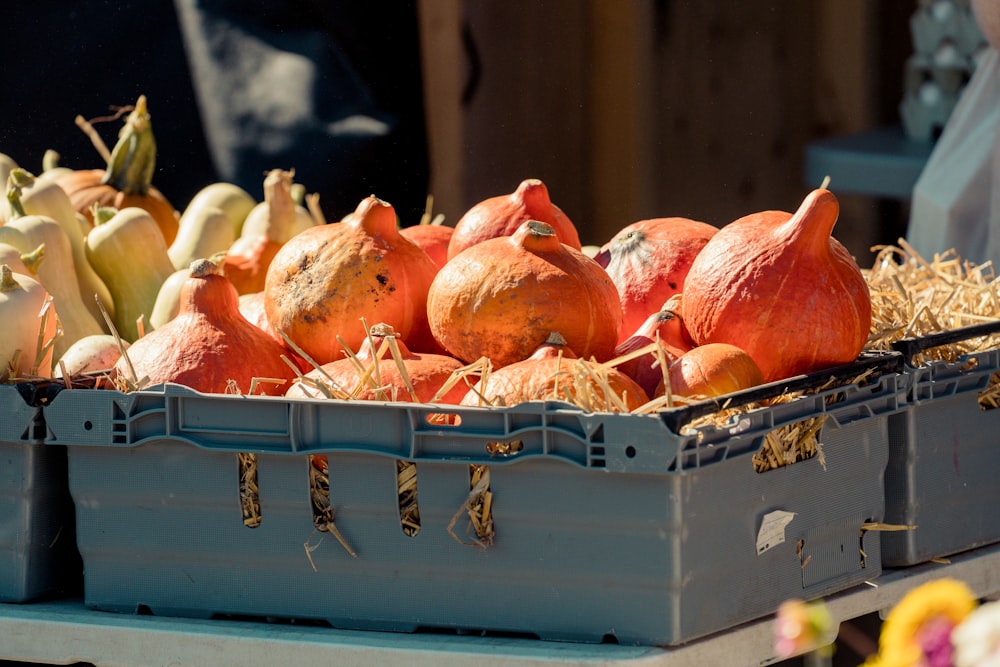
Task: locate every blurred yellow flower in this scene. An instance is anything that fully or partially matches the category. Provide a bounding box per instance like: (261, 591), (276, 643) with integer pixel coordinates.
(864, 578), (977, 667)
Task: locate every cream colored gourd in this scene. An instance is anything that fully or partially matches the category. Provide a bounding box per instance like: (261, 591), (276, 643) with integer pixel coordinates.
(54, 334), (128, 377)
(228, 169), (313, 257)
(86, 206), (176, 342)
(235, 203), (316, 248)
(3, 192), (105, 358)
(0, 153), (17, 215)
(168, 206), (234, 271)
(0, 264), (57, 379)
(181, 182), (257, 238)
(7, 168), (115, 324)
(149, 266), (192, 329)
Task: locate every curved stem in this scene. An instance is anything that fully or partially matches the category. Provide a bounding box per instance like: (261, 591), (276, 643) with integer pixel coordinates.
(1, 264), (19, 291)
(75, 115), (112, 162)
(19, 244), (45, 275)
(101, 95), (156, 195)
(5, 168), (34, 218)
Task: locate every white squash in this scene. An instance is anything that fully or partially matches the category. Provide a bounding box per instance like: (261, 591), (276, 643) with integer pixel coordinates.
(0, 264), (57, 379)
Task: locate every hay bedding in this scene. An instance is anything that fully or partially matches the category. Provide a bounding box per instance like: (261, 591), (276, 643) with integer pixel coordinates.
(865, 240), (1000, 408)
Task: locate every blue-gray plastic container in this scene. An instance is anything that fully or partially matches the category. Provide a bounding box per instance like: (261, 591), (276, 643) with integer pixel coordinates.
(0, 383), (80, 602)
(43, 354), (904, 646)
(884, 325), (1000, 567)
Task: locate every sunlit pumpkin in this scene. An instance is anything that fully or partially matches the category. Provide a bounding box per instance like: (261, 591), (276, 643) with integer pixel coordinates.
(447, 178), (581, 259)
(427, 220), (621, 368)
(264, 195), (438, 364)
(111, 258), (297, 395)
(594, 216), (717, 343)
(680, 189), (871, 383)
(461, 332), (648, 411)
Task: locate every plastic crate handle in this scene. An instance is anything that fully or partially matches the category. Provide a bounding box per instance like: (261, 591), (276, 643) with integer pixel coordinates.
(891, 319), (1000, 363)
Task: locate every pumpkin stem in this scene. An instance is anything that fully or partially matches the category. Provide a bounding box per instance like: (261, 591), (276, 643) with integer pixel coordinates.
(92, 206), (118, 226)
(101, 95), (157, 196)
(260, 169), (297, 243)
(512, 219), (562, 253)
(5, 168), (34, 219)
(369, 322), (399, 338)
(545, 331), (569, 346)
(19, 244), (46, 275)
(42, 149), (61, 173)
(189, 257), (223, 278)
(0, 264), (20, 291)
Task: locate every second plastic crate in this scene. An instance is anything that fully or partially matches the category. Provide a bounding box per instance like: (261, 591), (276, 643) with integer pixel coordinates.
(0, 383), (80, 603)
(42, 357), (903, 646)
(883, 333), (1000, 567)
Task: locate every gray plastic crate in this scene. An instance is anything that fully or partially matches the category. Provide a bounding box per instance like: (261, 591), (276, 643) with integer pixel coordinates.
(883, 334), (1000, 567)
(42, 356), (904, 646)
(0, 383), (80, 602)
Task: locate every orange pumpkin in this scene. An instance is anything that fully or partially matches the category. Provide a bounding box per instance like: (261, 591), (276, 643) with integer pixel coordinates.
(657, 343), (764, 399)
(427, 220), (621, 367)
(594, 216), (718, 343)
(285, 322), (467, 403)
(680, 189), (872, 383)
(399, 223), (453, 270)
(461, 332), (648, 412)
(447, 178), (581, 259)
(237, 291), (310, 373)
(263, 196), (439, 365)
(55, 96), (178, 245)
(111, 258), (297, 395)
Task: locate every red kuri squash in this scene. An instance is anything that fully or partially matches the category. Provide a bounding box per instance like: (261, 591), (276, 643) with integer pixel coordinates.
(263, 196), (438, 364)
(594, 216), (718, 343)
(427, 220), (621, 368)
(447, 178), (581, 260)
(680, 189), (871, 383)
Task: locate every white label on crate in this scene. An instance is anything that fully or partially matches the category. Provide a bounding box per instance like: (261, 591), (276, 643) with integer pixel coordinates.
(756, 510), (796, 555)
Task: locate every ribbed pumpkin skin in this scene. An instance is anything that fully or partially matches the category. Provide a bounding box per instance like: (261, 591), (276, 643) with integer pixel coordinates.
(112, 263), (297, 395)
(594, 217), (718, 343)
(680, 189), (872, 383)
(460, 338), (648, 411)
(447, 178), (581, 260)
(428, 220), (621, 368)
(263, 196), (438, 365)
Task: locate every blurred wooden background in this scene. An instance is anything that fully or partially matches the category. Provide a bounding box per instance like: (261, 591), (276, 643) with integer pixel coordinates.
(418, 0), (915, 266)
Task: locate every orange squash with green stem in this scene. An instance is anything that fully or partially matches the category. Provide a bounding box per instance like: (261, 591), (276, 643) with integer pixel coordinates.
(55, 95), (178, 245)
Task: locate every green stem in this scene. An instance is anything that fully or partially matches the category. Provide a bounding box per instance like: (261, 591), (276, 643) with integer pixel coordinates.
(5, 168), (34, 218)
(101, 95), (156, 195)
(92, 206), (119, 226)
(19, 244), (45, 275)
(1, 264), (19, 291)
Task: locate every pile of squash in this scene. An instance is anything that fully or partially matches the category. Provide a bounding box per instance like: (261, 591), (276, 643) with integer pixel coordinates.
(0, 95), (875, 414)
